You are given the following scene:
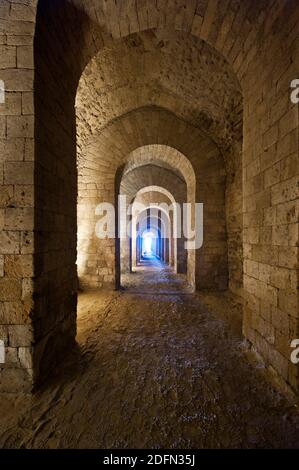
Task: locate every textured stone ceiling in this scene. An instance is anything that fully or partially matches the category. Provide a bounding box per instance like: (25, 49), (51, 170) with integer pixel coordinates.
(123, 145), (195, 185)
(134, 189), (175, 208)
(76, 29), (242, 153)
(120, 164), (186, 204)
(78, 107), (223, 188)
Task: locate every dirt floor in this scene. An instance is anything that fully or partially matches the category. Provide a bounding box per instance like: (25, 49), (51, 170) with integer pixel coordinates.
(0, 262), (299, 449)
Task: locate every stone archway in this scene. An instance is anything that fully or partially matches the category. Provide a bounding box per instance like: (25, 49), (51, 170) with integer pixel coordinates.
(129, 189), (177, 278)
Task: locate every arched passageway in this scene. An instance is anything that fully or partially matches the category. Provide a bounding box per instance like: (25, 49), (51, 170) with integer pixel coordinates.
(130, 187), (178, 273)
(0, 0), (298, 449)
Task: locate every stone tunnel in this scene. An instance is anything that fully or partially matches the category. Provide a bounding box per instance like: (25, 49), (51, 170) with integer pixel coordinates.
(0, 0), (298, 449)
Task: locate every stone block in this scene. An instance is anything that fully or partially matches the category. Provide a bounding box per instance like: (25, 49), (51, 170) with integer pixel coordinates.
(20, 231), (33, 255)
(21, 91), (34, 114)
(0, 255), (3, 277)
(0, 116), (5, 137)
(0, 231), (20, 254)
(264, 162), (280, 188)
(276, 200), (298, 225)
(7, 35), (33, 46)
(0, 324), (8, 345)
(0, 301), (28, 325)
(278, 289), (298, 318)
(18, 347), (33, 369)
(5, 347), (18, 364)
(270, 348), (289, 380)
(263, 124), (278, 150)
(0, 185), (13, 207)
(0, 45), (16, 68)
(271, 176), (298, 206)
(10, 4), (36, 22)
(274, 330), (291, 360)
(17, 45), (33, 69)
(280, 153), (298, 182)
(0, 368), (32, 393)
(0, 278), (21, 301)
(0, 92), (21, 115)
(278, 246), (298, 269)
(278, 106), (298, 138)
(7, 115), (34, 138)
(270, 266), (290, 290)
(8, 325), (32, 348)
(0, 69), (33, 92)
(4, 254), (33, 278)
(272, 306), (290, 336)
(272, 223), (298, 247)
(4, 207), (34, 230)
(0, 138), (24, 162)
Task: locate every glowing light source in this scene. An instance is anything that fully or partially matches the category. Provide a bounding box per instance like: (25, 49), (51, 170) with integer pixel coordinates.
(142, 231), (155, 256)
(144, 236), (153, 254)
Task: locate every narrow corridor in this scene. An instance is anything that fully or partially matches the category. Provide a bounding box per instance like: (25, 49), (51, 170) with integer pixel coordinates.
(1, 268), (298, 449)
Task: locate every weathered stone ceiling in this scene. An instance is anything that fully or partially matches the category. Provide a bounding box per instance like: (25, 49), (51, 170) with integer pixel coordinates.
(35, 0), (294, 98)
(123, 145), (195, 186)
(35, 0), (296, 184)
(78, 107), (224, 187)
(76, 29), (242, 153)
(134, 191), (174, 208)
(65, 0), (284, 62)
(120, 165), (186, 204)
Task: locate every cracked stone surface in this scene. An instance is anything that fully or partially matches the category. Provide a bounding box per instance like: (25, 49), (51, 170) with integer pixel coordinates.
(0, 266), (299, 449)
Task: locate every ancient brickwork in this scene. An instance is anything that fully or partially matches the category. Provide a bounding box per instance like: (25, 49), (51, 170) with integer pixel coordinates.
(0, 0), (297, 395)
(77, 108), (230, 292)
(241, 4), (299, 391)
(0, 0), (35, 392)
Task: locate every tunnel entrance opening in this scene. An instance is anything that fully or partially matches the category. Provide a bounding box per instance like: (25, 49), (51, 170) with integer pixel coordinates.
(141, 230), (159, 263)
(135, 208), (170, 271)
(118, 163), (191, 289)
(122, 202), (188, 293)
(142, 231), (155, 257)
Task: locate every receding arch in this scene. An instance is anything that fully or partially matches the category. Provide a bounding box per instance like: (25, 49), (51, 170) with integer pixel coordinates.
(118, 157), (190, 286)
(130, 186), (178, 275)
(135, 208), (170, 267)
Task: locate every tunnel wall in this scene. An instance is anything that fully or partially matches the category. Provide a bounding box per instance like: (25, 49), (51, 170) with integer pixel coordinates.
(0, 0), (36, 392)
(0, 0), (100, 391)
(195, 144), (228, 291)
(226, 144), (244, 296)
(32, 0), (87, 385)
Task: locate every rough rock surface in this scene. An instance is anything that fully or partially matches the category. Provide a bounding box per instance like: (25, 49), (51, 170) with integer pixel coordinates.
(0, 266), (298, 449)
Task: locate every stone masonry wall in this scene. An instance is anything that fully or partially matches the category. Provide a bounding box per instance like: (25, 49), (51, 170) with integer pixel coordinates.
(0, 0), (297, 394)
(0, 0), (36, 393)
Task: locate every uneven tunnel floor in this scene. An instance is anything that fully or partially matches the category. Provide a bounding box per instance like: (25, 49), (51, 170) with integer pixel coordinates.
(1, 267), (299, 449)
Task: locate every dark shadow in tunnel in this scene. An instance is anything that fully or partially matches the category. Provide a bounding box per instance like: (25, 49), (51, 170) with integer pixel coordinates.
(114, 165), (125, 290)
